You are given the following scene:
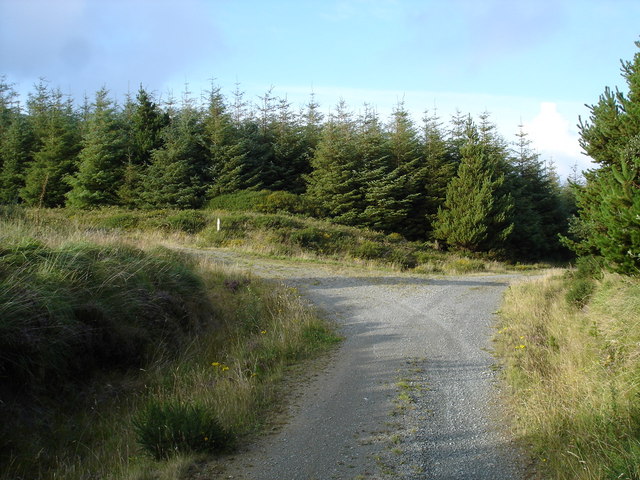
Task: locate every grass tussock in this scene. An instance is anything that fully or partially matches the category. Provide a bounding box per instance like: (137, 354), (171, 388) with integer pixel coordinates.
(495, 268), (640, 479)
(0, 211), (341, 480)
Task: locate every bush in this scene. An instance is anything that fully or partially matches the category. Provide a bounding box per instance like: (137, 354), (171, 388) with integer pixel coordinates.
(352, 240), (388, 260)
(163, 210), (208, 234)
(96, 212), (140, 230)
(133, 400), (234, 460)
(257, 191), (309, 215)
(206, 190), (271, 211)
(565, 277), (596, 308)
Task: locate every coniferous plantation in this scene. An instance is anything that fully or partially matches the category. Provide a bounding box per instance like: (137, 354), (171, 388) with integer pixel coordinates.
(0, 77), (573, 261)
(2, 39), (640, 480)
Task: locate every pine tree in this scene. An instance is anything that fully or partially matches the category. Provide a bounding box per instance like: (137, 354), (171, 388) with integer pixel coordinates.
(0, 77), (32, 204)
(21, 83), (80, 206)
(570, 40), (640, 273)
(203, 83), (248, 196)
(422, 110), (456, 235)
(66, 88), (126, 207)
(361, 103), (421, 236)
(433, 117), (513, 253)
(305, 101), (364, 224)
(0, 114), (33, 204)
(139, 91), (207, 209)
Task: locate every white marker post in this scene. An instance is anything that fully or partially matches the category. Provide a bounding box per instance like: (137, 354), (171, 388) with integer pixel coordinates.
(217, 217), (221, 232)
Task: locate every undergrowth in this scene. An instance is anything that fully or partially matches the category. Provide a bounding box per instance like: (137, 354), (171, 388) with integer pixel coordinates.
(11, 206), (536, 274)
(495, 269), (640, 479)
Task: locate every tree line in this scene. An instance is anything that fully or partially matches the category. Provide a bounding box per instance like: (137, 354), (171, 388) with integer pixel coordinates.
(0, 77), (573, 260)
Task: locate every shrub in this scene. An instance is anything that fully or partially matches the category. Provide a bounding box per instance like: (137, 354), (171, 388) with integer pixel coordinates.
(96, 212), (139, 230)
(206, 190), (271, 211)
(352, 240), (388, 260)
(133, 400), (234, 460)
(163, 210), (208, 234)
(565, 277), (596, 308)
(257, 191), (309, 215)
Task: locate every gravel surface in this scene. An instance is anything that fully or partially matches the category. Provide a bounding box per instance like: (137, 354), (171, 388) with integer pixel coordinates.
(187, 251), (530, 480)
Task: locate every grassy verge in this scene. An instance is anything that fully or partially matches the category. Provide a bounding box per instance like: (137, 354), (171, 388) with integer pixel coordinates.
(495, 268), (640, 479)
(0, 212), (340, 479)
(5, 206), (548, 274)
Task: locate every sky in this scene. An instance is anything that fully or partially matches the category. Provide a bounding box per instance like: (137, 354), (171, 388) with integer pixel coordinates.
(1, 0), (639, 181)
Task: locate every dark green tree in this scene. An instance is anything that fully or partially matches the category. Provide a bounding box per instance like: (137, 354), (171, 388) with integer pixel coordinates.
(21, 83), (80, 207)
(433, 116), (513, 253)
(305, 100), (364, 224)
(569, 40), (640, 274)
(66, 88), (127, 207)
(422, 110), (456, 235)
(139, 91), (207, 209)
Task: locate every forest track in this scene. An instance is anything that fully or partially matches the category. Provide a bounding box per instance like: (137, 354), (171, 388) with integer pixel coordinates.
(185, 249), (530, 479)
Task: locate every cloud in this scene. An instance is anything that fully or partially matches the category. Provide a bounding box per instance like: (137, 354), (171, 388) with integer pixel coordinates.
(524, 102), (593, 179)
(0, 0), (226, 98)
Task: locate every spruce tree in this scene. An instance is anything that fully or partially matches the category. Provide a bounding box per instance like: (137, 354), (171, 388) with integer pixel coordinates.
(305, 101), (364, 224)
(22, 84), (80, 206)
(139, 92), (207, 209)
(422, 110), (456, 235)
(0, 115), (33, 204)
(66, 88), (126, 208)
(433, 117), (513, 253)
(571, 40), (640, 273)
(362, 103), (421, 236)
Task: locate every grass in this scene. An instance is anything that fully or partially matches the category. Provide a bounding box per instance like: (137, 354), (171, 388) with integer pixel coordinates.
(0, 210), (341, 479)
(494, 269), (640, 479)
(8, 206), (546, 275)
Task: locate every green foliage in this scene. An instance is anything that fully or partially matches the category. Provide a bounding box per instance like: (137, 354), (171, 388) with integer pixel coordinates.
(257, 190), (309, 215)
(66, 88), (127, 208)
(573, 41), (640, 274)
(433, 116), (513, 253)
(133, 400), (234, 460)
(206, 189), (272, 211)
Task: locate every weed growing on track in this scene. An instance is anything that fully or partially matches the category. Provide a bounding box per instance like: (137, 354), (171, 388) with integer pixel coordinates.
(495, 269), (640, 479)
(0, 211), (341, 480)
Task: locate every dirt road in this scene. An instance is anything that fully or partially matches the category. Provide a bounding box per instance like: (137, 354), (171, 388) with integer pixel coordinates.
(197, 253), (529, 479)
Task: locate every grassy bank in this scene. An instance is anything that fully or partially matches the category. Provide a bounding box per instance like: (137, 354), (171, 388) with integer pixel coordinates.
(4, 206), (543, 274)
(495, 268), (640, 479)
(0, 212), (340, 479)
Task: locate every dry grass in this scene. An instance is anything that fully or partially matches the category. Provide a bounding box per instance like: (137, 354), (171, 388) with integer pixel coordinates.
(495, 270), (640, 479)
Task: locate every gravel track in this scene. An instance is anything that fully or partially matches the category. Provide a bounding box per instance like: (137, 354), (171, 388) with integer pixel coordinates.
(190, 251), (529, 480)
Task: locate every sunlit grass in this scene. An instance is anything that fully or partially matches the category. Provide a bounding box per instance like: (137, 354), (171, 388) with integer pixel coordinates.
(495, 270), (640, 479)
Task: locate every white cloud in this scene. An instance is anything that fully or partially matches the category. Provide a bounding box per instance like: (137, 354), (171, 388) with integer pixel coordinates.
(523, 102), (593, 179)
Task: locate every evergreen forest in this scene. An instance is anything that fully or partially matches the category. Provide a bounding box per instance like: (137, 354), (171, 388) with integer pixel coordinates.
(0, 75), (586, 262)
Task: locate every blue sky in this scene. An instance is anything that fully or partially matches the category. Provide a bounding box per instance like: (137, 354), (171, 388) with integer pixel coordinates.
(1, 0), (639, 180)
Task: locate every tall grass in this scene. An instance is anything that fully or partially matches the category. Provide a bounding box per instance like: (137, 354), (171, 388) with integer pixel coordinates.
(0, 212), (340, 479)
(495, 270), (640, 479)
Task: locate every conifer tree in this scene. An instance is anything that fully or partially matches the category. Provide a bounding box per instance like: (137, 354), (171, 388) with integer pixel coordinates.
(305, 101), (364, 224)
(203, 83), (249, 196)
(570, 40), (640, 273)
(422, 110), (456, 234)
(66, 88), (126, 207)
(362, 103), (421, 236)
(433, 117), (513, 253)
(22, 83), (80, 206)
(0, 115), (33, 204)
(139, 91), (207, 209)
(0, 78), (32, 204)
